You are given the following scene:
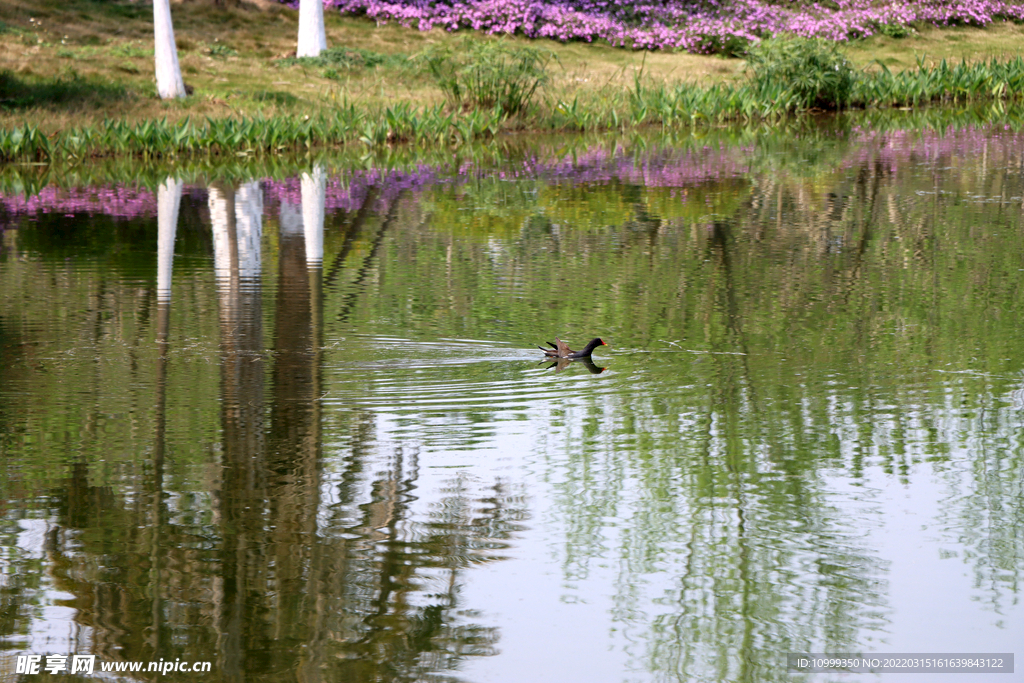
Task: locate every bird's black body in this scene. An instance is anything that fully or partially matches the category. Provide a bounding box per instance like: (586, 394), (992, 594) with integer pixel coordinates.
(538, 338), (608, 359)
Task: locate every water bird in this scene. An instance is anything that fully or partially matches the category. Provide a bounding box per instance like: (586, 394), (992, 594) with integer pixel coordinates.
(538, 338), (608, 359)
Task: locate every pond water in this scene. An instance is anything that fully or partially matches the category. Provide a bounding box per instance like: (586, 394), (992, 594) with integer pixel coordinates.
(1, 120), (1022, 682)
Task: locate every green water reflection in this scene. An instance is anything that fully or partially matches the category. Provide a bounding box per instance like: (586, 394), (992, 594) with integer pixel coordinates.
(1, 120), (1022, 682)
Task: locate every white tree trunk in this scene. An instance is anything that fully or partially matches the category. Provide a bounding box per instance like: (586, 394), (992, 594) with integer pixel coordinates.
(154, 0), (187, 99)
(157, 177), (183, 302)
(211, 183), (264, 281)
(235, 182), (264, 280)
(209, 185), (236, 282)
(301, 166), (326, 267)
(297, 0), (327, 58)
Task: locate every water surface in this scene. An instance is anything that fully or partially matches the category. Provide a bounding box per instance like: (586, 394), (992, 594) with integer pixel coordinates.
(1, 122), (1022, 682)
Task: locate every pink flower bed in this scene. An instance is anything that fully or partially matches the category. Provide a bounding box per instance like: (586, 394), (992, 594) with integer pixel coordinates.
(0, 185), (159, 220)
(7, 123), (1024, 222)
(311, 0), (1024, 53)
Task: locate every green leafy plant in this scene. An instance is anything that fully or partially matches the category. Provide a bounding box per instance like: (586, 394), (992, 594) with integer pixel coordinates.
(280, 47), (408, 72)
(111, 42), (151, 58)
(853, 56), (1024, 107)
(746, 36), (855, 110)
(694, 33), (751, 58)
(876, 22), (914, 38)
(207, 43), (238, 58)
(420, 38), (552, 115)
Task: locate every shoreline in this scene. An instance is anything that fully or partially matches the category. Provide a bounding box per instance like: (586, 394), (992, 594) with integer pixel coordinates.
(3, 1), (1024, 162)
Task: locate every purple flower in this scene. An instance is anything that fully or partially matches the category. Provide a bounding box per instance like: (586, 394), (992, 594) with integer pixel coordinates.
(5, 123), (1023, 222)
(307, 0), (1024, 53)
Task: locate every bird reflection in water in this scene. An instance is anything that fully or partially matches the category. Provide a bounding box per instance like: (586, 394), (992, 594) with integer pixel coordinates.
(543, 356), (606, 374)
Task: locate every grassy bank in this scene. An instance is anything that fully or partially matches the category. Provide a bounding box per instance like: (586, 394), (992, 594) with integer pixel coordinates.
(3, 0), (1024, 162)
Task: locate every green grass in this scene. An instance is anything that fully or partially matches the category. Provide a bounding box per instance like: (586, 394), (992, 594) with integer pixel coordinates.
(4, 51), (1024, 163)
(110, 43), (151, 59)
(279, 46), (410, 70)
(0, 68), (134, 110)
(854, 55), (1024, 107)
(3, 0), (1024, 162)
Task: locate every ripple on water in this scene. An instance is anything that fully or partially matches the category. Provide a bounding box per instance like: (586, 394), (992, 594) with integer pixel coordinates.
(320, 336), (620, 443)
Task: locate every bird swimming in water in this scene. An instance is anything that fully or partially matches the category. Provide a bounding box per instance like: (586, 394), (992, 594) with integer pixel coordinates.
(537, 338), (608, 359)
